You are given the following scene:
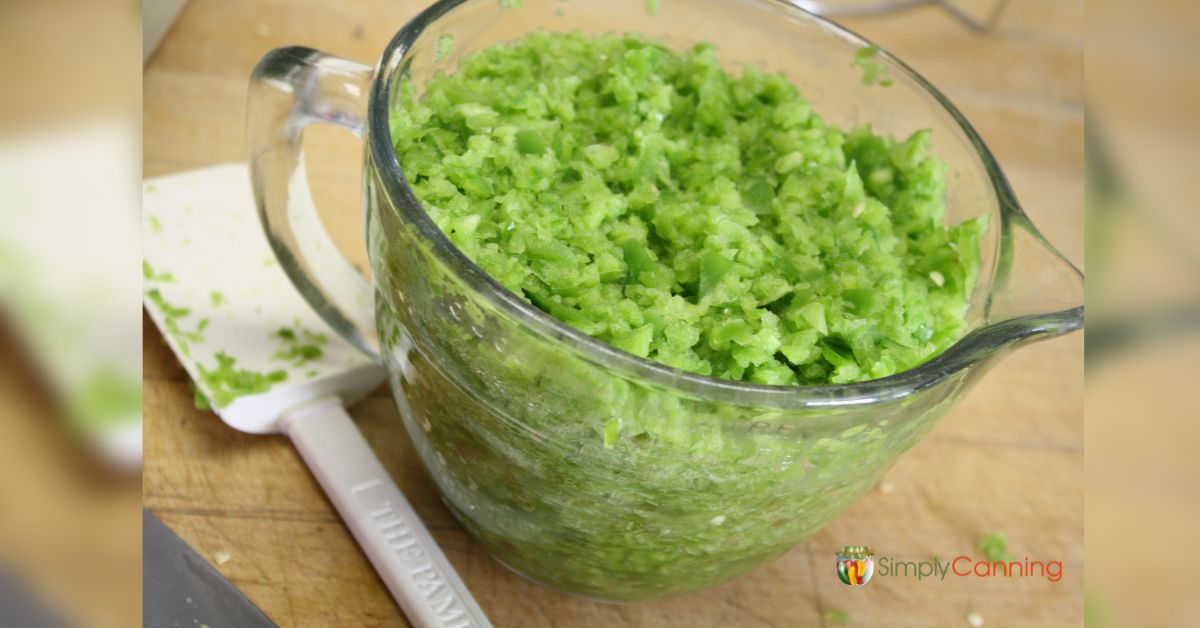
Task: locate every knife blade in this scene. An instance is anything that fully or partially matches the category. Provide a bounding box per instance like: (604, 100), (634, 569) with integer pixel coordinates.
(142, 509), (276, 628)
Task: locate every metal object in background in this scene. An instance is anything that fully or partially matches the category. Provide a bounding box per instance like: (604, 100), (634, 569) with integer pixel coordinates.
(143, 509), (277, 628)
(0, 565), (72, 628)
(143, 0), (190, 63)
(795, 0), (1012, 33)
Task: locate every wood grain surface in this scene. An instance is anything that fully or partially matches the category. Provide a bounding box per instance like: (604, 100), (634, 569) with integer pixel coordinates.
(143, 1), (1083, 625)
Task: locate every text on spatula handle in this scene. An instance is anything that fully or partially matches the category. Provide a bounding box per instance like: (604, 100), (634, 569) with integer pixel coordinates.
(352, 478), (476, 628)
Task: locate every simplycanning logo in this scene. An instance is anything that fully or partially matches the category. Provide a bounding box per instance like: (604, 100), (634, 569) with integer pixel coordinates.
(836, 546), (1063, 585)
(835, 546), (875, 586)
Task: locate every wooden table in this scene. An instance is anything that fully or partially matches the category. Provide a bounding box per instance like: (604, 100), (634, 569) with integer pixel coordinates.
(144, 1), (1083, 625)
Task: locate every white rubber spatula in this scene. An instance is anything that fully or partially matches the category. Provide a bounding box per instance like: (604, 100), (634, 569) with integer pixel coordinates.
(143, 163), (491, 628)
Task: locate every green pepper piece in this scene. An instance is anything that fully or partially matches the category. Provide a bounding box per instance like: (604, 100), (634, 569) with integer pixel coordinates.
(698, 251), (732, 298)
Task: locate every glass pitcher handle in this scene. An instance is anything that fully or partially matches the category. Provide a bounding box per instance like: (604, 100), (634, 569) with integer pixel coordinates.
(247, 46), (380, 359)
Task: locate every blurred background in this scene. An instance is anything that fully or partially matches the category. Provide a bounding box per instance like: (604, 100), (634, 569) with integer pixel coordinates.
(0, 0), (1193, 626)
(1086, 1), (1200, 626)
(0, 1), (141, 627)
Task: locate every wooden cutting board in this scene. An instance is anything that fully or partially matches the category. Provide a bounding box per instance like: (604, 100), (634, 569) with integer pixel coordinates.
(143, 1), (1083, 625)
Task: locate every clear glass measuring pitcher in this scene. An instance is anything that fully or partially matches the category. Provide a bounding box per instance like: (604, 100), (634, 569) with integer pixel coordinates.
(248, 0), (1083, 601)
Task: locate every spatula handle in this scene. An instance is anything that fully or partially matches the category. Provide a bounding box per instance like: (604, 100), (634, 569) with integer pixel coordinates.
(282, 398), (491, 628)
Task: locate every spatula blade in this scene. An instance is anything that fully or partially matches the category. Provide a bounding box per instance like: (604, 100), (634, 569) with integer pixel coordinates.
(142, 164), (382, 433)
